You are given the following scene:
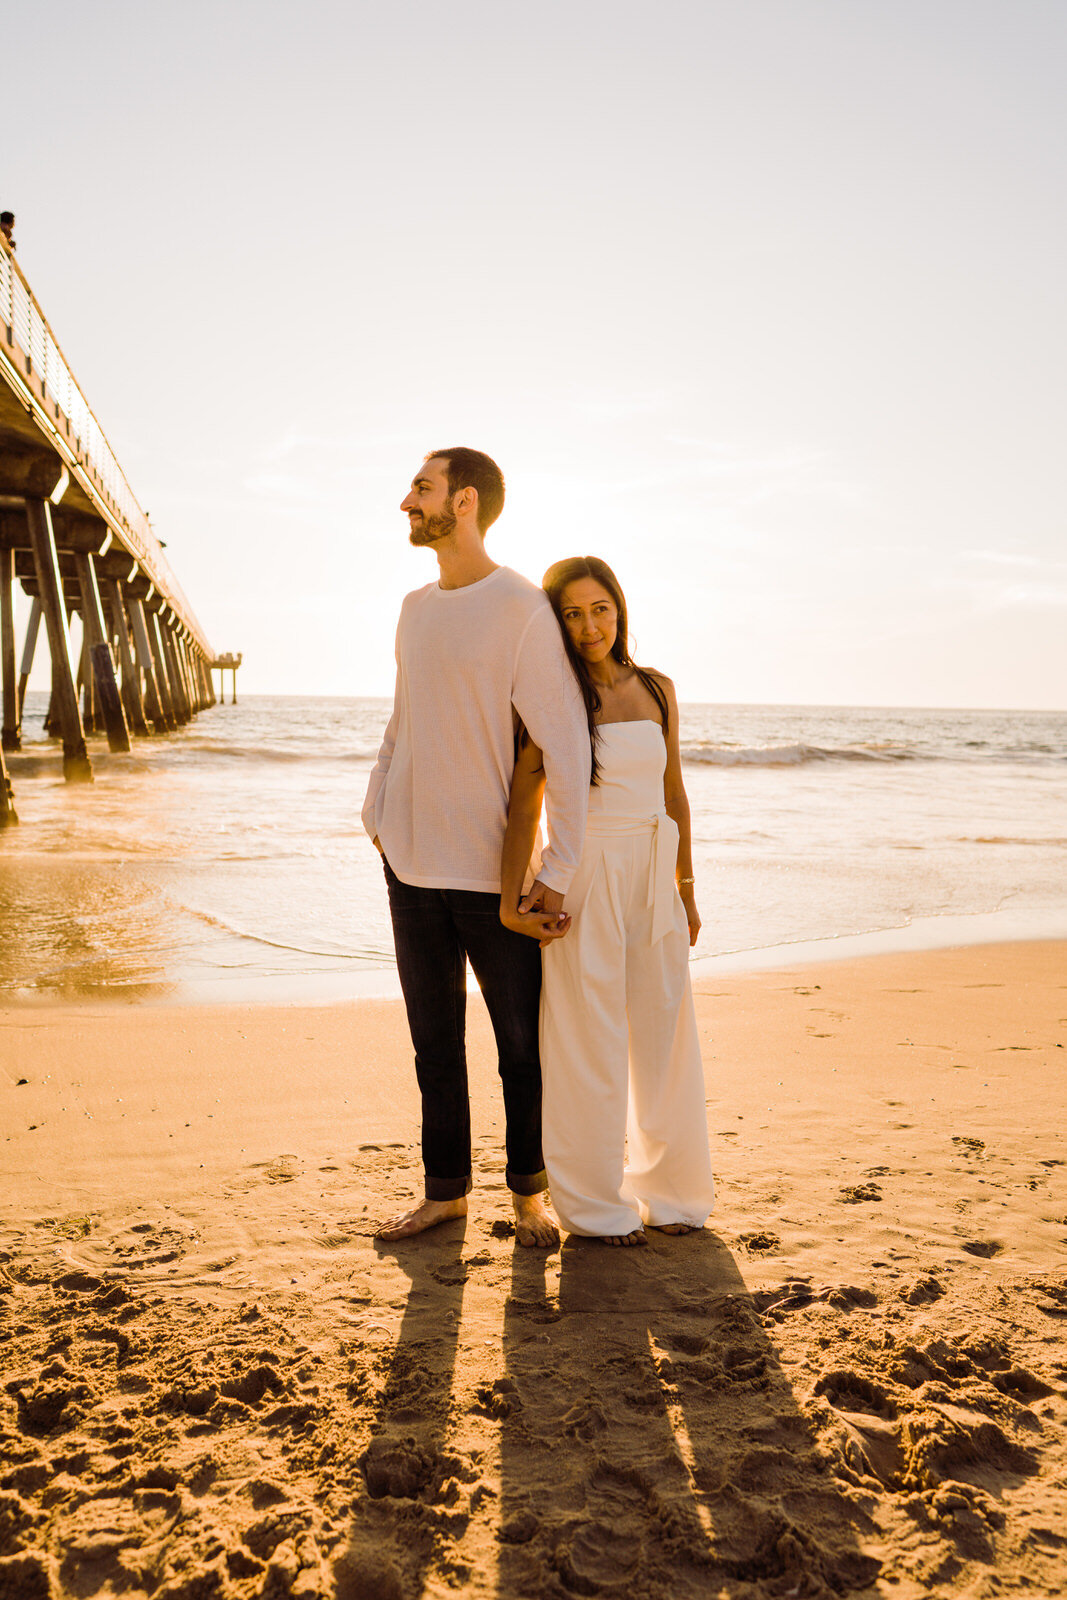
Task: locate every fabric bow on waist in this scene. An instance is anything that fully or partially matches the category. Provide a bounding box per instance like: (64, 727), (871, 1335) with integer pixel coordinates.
(584, 810), (681, 944)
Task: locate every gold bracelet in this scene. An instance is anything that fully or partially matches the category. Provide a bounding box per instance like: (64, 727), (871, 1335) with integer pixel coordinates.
(678, 877), (695, 885)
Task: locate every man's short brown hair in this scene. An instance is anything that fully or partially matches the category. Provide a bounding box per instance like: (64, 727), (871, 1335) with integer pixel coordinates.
(425, 447), (505, 534)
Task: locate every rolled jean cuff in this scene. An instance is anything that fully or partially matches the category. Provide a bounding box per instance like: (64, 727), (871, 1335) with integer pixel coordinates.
(507, 1166), (549, 1197)
(425, 1173), (473, 1202)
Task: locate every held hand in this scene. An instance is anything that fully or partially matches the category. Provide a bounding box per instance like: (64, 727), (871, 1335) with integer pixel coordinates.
(679, 885), (700, 948)
(500, 906), (572, 944)
(519, 880), (565, 918)
(372, 835), (383, 855)
(517, 880), (571, 947)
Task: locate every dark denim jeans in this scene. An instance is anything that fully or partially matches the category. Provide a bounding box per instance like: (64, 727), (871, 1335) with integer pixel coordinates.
(383, 856), (547, 1201)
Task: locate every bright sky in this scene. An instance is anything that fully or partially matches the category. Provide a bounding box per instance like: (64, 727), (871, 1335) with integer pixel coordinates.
(5, 0), (1065, 707)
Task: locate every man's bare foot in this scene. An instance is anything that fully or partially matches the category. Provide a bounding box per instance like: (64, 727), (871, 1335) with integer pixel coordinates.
(375, 1197), (467, 1241)
(513, 1193), (560, 1249)
(648, 1222), (699, 1236)
(603, 1229), (646, 1247)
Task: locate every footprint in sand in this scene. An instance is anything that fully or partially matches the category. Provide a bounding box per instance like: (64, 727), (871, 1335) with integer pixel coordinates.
(112, 1222), (196, 1270)
(952, 1137), (986, 1156)
(360, 1437), (435, 1499)
(814, 1370), (898, 1420)
(554, 1521), (642, 1591)
(739, 1230), (781, 1254)
(838, 1183), (882, 1204)
(754, 1280), (814, 1315)
(251, 1155), (300, 1183)
(1030, 1281), (1067, 1316)
(961, 1239), (1003, 1258)
(898, 1273), (946, 1305)
(817, 1284), (878, 1310)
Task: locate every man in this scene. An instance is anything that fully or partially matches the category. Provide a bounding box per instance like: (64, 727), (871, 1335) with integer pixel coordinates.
(363, 447), (590, 1245)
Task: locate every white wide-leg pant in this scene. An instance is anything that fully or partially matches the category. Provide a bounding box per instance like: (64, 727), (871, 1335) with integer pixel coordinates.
(540, 819), (716, 1237)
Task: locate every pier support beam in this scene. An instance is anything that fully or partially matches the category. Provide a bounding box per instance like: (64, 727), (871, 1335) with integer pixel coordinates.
(128, 597), (170, 734)
(75, 553), (131, 754)
(183, 637), (203, 714)
(103, 579), (148, 737)
(197, 652), (215, 708)
(1, 547), (20, 750)
(25, 497), (91, 781)
(0, 742), (16, 826)
(172, 630), (194, 719)
(182, 638), (202, 712)
(18, 599), (42, 720)
(177, 631), (196, 721)
(160, 620), (191, 724)
(78, 629), (99, 734)
(147, 609), (180, 729)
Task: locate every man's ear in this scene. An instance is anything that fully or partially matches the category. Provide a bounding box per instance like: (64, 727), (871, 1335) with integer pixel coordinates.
(453, 485), (478, 521)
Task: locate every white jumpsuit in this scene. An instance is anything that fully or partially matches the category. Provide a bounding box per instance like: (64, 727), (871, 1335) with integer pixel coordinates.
(540, 720), (716, 1237)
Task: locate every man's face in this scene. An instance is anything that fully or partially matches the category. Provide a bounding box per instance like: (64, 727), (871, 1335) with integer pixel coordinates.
(400, 458), (456, 547)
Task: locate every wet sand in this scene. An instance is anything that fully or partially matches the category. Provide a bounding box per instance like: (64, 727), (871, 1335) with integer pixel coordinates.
(1, 940), (1065, 1598)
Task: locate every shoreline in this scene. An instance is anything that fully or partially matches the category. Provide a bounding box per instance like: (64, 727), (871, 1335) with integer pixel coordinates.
(2, 939), (1065, 1596)
(3, 904), (1064, 1011)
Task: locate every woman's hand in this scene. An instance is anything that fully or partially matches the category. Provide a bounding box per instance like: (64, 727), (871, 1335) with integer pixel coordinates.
(500, 904), (571, 946)
(679, 884), (700, 947)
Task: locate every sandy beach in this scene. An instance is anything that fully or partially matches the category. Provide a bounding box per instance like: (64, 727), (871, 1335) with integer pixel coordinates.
(2, 939), (1065, 1598)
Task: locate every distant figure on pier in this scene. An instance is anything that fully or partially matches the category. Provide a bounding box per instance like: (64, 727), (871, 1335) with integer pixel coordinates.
(0, 212), (15, 251)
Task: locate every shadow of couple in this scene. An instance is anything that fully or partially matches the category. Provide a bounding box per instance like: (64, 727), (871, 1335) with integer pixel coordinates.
(335, 1221), (880, 1599)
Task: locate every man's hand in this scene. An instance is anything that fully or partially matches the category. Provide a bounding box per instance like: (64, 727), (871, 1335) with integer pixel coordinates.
(500, 905), (571, 946)
(519, 880), (565, 918)
(515, 880), (571, 947)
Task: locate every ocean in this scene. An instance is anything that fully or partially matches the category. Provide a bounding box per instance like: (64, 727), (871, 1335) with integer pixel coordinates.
(1, 695), (1064, 1004)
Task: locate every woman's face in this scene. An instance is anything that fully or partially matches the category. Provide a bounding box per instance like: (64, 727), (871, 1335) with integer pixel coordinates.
(559, 578), (619, 665)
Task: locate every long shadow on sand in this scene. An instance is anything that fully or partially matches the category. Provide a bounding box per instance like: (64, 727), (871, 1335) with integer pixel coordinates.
(333, 1226), (882, 1599)
(336, 1218), (471, 1600)
(497, 1230), (882, 1598)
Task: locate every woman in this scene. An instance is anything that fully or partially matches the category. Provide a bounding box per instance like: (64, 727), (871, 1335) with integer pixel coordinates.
(501, 557), (715, 1246)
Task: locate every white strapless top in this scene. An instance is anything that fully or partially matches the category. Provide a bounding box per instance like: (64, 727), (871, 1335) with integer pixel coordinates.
(587, 721), (667, 818)
(584, 721), (679, 944)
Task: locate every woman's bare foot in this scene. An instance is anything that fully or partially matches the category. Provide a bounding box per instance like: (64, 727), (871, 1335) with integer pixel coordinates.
(375, 1197), (467, 1241)
(513, 1193), (560, 1248)
(648, 1222), (699, 1236)
(603, 1229), (646, 1247)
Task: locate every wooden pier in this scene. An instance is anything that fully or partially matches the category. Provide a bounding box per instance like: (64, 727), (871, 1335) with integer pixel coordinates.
(0, 237), (234, 822)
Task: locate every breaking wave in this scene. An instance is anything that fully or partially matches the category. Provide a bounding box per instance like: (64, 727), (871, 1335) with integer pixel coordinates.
(681, 742), (914, 767)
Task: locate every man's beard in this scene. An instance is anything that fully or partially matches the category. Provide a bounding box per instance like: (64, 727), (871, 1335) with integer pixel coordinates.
(408, 505), (457, 547)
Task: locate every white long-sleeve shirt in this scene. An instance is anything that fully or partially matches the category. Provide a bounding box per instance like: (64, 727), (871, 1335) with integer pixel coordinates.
(362, 567), (590, 894)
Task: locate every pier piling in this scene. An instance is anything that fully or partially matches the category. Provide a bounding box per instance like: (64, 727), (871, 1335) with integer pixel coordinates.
(74, 552), (131, 754)
(17, 598), (42, 719)
(128, 597), (169, 734)
(78, 634), (97, 734)
(1, 546), (19, 750)
(0, 742), (16, 826)
(25, 497), (91, 781)
(171, 629), (194, 720)
(147, 608), (179, 730)
(103, 578), (149, 736)
(160, 619), (191, 725)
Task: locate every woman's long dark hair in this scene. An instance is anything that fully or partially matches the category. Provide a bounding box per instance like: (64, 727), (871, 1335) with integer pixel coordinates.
(542, 556), (669, 787)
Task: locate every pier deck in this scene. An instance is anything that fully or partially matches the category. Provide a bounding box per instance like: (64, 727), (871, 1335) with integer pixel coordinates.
(0, 238), (228, 814)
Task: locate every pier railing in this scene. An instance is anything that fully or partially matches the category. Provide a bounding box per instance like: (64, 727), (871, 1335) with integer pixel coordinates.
(0, 236), (230, 802)
(0, 242), (207, 653)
